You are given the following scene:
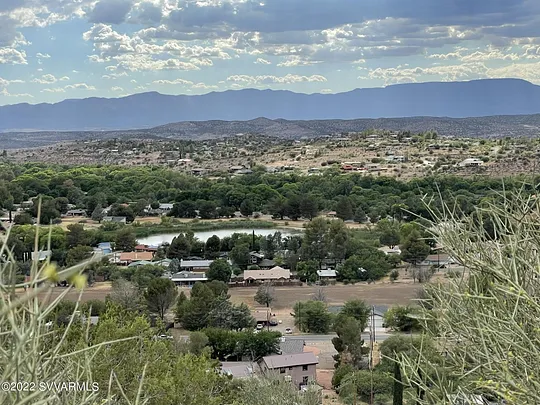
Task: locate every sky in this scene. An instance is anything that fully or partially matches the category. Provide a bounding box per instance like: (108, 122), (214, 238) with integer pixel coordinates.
(1, 0), (540, 105)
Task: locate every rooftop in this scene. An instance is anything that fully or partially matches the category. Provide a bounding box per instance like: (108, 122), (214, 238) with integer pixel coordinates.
(261, 352), (318, 369)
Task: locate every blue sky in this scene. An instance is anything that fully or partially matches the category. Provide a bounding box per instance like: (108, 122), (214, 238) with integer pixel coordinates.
(1, 0), (540, 105)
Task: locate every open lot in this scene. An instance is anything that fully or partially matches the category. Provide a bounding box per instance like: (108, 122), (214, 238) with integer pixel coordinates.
(31, 278), (422, 308)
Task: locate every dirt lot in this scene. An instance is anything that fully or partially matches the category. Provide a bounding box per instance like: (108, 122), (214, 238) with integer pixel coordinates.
(228, 281), (421, 309)
(30, 278), (422, 307)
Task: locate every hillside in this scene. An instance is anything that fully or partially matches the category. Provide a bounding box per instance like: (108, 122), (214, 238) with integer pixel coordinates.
(1, 79), (540, 132)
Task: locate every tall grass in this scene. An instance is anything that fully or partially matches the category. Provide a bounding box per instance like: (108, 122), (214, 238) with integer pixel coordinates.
(0, 203), (144, 405)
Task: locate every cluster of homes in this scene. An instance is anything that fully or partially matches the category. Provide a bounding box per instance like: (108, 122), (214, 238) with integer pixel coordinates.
(94, 242), (339, 286)
(220, 337), (319, 392)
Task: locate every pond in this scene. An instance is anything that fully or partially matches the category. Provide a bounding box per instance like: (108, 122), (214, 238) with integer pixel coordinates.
(137, 228), (299, 246)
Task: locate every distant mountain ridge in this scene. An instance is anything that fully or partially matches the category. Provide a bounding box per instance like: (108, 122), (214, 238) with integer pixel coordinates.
(3, 113), (540, 150)
(1, 78), (540, 132)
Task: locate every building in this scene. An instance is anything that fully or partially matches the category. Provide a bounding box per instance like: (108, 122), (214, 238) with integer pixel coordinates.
(252, 308), (272, 325)
(249, 252), (265, 265)
(144, 203), (174, 216)
(459, 158), (484, 167)
(170, 271), (208, 286)
(243, 266), (291, 283)
(119, 251), (154, 265)
(378, 246), (402, 255)
(96, 242), (113, 255)
(102, 216), (127, 224)
(31, 250), (52, 262)
(421, 253), (456, 267)
(65, 209), (87, 217)
(258, 352), (318, 389)
(317, 269), (337, 280)
(180, 259), (214, 272)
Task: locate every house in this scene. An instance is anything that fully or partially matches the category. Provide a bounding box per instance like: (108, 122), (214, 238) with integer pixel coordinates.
(378, 246), (402, 255)
(127, 260), (153, 267)
(252, 308), (272, 324)
(459, 158), (484, 167)
(421, 253), (455, 267)
(243, 266), (291, 283)
(102, 216), (127, 224)
(31, 250), (52, 262)
(326, 211), (337, 218)
(119, 251), (154, 265)
(317, 269), (337, 280)
(258, 352), (318, 389)
(144, 203), (174, 216)
(96, 242), (113, 255)
(65, 209), (87, 217)
(170, 271), (208, 286)
(180, 259), (215, 272)
(249, 252), (265, 264)
(135, 244), (158, 253)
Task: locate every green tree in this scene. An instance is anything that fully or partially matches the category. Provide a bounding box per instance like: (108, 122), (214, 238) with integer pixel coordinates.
(110, 203), (135, 223)
(65, 245), (93, 267)
(144, 278), (178, 320)
(299, 195), (319, 220)
(239, 199), (255, 217)
(91, 204), (104, 222)
(207, 295), (255, 331)
(332, 314), (365, 369)
(168, 234), (191, 259)
(302, 217), (329, 265)
(179, 282), (216, 330)
(400, 230), (430, 266)
(335, 196), (354, 221)
(296, 260), (319, 283)
(229, 243), (250, 269)
(293, 301), (332, 333)
(204, 235), (221, 259)
(354, 207), (367, 223)
(114, 227), (137, 252)
(340, 300), (370, 331)
(14, 212), (33, 225)
(377, 218), (401, 248)
(254, 283), (276, 308)
(383, 305), (421, 332)
(207, 258), (232, 283)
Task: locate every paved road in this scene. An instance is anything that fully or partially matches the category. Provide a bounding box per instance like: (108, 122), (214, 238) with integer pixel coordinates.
(287, 331), (392, 343)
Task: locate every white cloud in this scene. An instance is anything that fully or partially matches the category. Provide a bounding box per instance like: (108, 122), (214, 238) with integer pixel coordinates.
(227, 74), (327, 86)
(65, 83), (97, 90)
(31, 73), (58, 84)
(36, 52), (50, 58)
(152, 78), (193, 85)
(191, 82), (218, 90)
(111, 86), (124, 91)
(254, 58), (271, 65)
(0, 88), (33, 98)
(41, 87), (66, 93)
(0, 47), (27, 64)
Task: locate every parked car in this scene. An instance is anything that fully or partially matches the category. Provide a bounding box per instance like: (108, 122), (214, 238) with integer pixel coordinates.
(256, 323), (264, 330)
(285, 328), (292, 334)
(269, 318), (278, 326)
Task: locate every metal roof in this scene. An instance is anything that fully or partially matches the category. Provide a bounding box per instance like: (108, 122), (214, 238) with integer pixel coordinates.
(261, 352), (318, 369)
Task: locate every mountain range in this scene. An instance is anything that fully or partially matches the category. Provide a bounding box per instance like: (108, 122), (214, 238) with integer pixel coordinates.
(1, 78), (540, 133)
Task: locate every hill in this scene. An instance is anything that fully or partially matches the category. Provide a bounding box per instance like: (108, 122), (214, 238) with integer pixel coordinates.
(1, 78), (540, 132)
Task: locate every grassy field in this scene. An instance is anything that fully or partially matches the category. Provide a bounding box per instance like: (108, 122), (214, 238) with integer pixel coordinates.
(33, 276), (422, 308)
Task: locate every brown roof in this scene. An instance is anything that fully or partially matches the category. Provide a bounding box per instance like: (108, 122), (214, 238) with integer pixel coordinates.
(261, 352), (318, 369)
(119, 252), (154, 262)
(243, 267), (290, 281)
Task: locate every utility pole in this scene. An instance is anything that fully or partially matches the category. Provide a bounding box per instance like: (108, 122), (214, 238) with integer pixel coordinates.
(369, 305), (376, 405)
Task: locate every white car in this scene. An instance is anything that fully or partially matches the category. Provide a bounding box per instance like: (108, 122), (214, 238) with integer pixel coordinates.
(285, 328), (292, 334)
(256, 324), (264, 330)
